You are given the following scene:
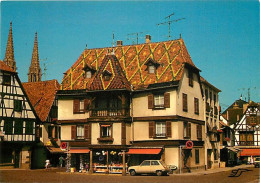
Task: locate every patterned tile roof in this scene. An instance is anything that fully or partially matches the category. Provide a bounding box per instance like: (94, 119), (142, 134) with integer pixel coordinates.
(61, 38), (197, 91)
(0, 60), (16, 73)
(22, 79), (60, 122)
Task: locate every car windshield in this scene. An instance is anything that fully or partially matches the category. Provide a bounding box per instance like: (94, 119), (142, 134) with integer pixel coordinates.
(159, 161), (167, 167)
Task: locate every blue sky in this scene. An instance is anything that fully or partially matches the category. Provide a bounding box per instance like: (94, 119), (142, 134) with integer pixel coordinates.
(1, 0), (259, 110)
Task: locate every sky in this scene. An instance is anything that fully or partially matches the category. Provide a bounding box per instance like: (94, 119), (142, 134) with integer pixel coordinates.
(0, 0), (259, 110)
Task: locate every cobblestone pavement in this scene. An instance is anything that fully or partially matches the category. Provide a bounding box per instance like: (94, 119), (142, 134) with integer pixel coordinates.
(0, 165), (259, 183)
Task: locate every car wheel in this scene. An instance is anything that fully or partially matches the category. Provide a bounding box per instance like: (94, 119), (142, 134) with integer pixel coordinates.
(156, 170), (163, 176)
(130, 170), (136, 176)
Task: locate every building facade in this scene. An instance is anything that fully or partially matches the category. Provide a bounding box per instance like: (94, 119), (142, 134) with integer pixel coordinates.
(57, 37), (218, 173)
(0, 61), (39, 169)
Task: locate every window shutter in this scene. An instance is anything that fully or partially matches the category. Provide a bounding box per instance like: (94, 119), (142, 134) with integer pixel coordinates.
(166, 121), (172, 137)
(149, 121), (155, 138)
(148, 94), (154, 109)
(84, 99), (89, 112)
(197, 125), (202, 139)
(73, 99), (80, 113)
(84, 124), (90, 139)
(121, 122), (126, 145)
(164, 93), (170, 108)
(71, 125), (76, 140)
(188, 123), (191, 138)
(183, 93), (188, 112)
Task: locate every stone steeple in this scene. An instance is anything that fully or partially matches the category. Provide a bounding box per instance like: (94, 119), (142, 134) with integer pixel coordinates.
(4, 22), (16, 71)
(28, 32), (42, 82)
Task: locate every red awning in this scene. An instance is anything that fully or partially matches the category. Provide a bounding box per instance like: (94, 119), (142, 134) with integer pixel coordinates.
(70, 149), (90, 154)
(127, 148), (162, 155)
(240, 149), (260, 156)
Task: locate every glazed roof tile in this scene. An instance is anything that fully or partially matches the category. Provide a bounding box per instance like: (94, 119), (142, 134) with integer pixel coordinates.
(61, 38), (198, 91)
(22, 80), (60, 122)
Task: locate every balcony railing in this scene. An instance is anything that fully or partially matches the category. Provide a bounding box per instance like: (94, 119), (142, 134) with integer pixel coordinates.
(90, 108), (130, 117)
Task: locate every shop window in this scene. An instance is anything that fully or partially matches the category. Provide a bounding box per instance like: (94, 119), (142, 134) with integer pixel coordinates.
(184, 121), (191, 138)
(194, 98), (199, 115)
(76, 125), (84, 139)
(14, 119), (23, 135)
(14, 100), (22, 112)
(183, 93), (188, 112)
(155, 122), (166, 137)
(101, 124), (112, 138)
(195, 149), (200, 164)
(4, 119), (13, 135)
(2, 73), (11, 85)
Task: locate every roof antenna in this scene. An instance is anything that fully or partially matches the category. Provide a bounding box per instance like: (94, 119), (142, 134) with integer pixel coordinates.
(85, 42), (88, 49)
(112, 32), (115, 55)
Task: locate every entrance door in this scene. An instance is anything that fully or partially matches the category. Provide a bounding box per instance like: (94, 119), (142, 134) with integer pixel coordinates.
(207, 149), (212, 169)
(14, 150), (20, 168)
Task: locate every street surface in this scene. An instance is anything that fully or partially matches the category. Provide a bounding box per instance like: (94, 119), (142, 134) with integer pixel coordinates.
(0, 167), (259, 183)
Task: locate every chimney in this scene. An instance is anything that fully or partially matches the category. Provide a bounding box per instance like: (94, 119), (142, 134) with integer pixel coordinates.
(117, 40), (123, 46)
(145, 35), (151, 43)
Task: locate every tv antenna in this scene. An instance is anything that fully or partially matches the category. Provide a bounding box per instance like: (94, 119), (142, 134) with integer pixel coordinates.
(126, 32), (144, 45)
(41, 58), (56, 81)
(237, 87), (257, 102)
(156, 12), (185, 40)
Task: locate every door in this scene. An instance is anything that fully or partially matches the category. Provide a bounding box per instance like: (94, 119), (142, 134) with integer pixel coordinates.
(14, 150), (20, 168)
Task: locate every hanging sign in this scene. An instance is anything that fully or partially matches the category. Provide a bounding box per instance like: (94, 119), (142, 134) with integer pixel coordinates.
(60, 142), (68, 150)
(185, 140), (193, 149)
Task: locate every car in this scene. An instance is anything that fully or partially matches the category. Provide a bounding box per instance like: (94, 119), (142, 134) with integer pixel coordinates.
(128, 160), (170, 176)
(254, 157), (260, 168)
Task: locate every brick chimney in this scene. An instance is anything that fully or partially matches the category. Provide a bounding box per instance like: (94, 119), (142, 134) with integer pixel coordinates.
(117, 40), (123, 46)
(145, 35), (151, 43)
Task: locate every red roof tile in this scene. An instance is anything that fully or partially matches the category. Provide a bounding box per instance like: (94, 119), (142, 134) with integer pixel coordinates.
(22, 80), (60, 122)
(0, 60), (16, 73)
(61, 38), (198, 91)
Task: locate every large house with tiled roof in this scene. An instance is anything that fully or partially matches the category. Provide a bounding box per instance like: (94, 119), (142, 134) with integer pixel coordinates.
(58, 36), (219, 173)
(23, 79), (62, 168)
(0, 60), (39, 169)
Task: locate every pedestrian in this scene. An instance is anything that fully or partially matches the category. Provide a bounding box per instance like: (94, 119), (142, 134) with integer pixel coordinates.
(250, 156), (254, 164)
(59, 156), (64, 167)
(45, 159), (50, 169)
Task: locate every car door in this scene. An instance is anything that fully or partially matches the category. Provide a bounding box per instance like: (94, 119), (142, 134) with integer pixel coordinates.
(139, 160), (151, 173)
(151, 160), (161, 173)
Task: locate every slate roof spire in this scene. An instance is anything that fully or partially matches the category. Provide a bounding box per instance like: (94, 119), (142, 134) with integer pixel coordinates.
(4, 22), (16, 71)
(28, 32), (42, 82)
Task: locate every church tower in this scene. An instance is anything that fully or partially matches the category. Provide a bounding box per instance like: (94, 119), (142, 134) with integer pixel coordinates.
(28, 32), (42, 82)
(4, 22), (16, 71)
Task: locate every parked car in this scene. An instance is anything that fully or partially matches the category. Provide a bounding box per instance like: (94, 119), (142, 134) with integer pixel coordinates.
(128, 160), (170, 176)
(254, 157), (260, 168)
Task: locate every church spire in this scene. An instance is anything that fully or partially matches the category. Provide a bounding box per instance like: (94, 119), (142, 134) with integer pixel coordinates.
(4, 22), (16, 71)
(28, 32), (42, 82)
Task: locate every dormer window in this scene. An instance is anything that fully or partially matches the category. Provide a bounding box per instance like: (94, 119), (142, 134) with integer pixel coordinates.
(102, 70), (112, 81)
(145, 58), (160, 74)
(82, 64), (96, 79)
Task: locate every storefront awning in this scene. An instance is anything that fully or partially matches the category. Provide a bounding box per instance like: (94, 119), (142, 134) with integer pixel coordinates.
(70, 149), (90, 154)
(240, 149), (260, 156)
(127, 148), (162, 155)
(47, 147), (65, 154)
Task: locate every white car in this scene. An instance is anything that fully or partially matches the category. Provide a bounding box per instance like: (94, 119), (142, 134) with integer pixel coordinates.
(128, 160), (170, 176)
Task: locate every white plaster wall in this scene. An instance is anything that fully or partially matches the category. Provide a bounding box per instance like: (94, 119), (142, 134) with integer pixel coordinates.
(91, 123), (99, 144)
(165, 147), (179, 167)
(113, 123), (121, 145)
(61, 125), (71, 140)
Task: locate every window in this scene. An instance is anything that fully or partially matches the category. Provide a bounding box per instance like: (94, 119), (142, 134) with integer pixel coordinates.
(14, 119), (23, 135)
(48, 126), (54, 138)
(197, 125), (202, 139)
(73, 99), (88, 114)
(205, 89), (208, 100)
(184, 122), (191, 138)
(151, 161), (160, 165)
(85, 71), (92, 79)
(194, 98), (199, 114)
(214, 149), (218, 160)
(209, 91), (212, 102)
(148, 65), (155, 74)
(14, 100), (22, 112)
(76, 125), (84, 139)
(79, 100), (85, 112)
(188, 70), (193, 87)
(154, 94), (164, 108)
(141, 161), (150, 166)
(214, 94), (216, 105)
(156, 122), (166, 137)
(183, 93), (188, 112)
(195, 149), (200, 164)
(2, 73), (11, 85)
(239, 132), (254, 145)
(25, 121), (34, 135)
(4, 119), (13, 135)
(101, 124), (112, 138)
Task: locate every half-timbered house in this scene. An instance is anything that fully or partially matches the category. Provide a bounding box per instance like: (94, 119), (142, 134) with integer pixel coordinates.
(232, 101), (260, 162)
(57, 36), (219, 173)
(0, 60), (39, 169)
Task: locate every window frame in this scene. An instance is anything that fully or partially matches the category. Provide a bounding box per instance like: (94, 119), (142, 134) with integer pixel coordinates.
(188, 70), (193, 87)
(183, 93), (188, 112)
(155, 122), (166, 137)
(100, 124), (112, 138)
(154, 94), (164, 109)
(148, 65), (155, 74)
(195, 149), (200, 164)
(194, 97), (199, 115)
(184, 121), (191, 138)
(76, 125), (84, 139)
(2, 73), (11, 86)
